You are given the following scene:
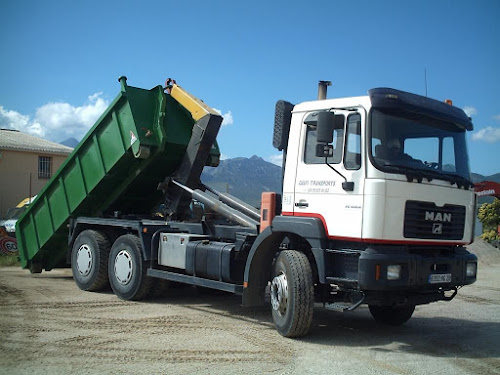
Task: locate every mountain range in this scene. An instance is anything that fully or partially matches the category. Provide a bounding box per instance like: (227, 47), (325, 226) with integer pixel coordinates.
(201, 156), (282, 207)
(471, 172), (500, 184)
(60, 137), (79, 148)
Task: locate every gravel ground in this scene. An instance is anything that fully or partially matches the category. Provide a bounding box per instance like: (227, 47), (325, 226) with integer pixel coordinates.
(0, 239), (499, 375)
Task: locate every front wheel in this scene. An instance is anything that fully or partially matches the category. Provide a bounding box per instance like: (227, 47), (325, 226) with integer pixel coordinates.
(270, 250), (314, 338)
(368, 304), (415, 325)
(108, 234), (153, 301)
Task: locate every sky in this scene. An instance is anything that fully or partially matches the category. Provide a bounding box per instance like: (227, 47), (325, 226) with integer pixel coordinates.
(0, 0), (499, 176)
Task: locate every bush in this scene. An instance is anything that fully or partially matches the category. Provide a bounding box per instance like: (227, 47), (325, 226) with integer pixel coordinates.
(478, 198), (500, 242)
(0, 255), (20, 267)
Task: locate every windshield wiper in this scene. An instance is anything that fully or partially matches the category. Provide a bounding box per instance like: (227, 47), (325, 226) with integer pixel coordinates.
(382, 163), (473, 188)
(442, 173), (474, 189)
(415, 167), (473, 188)
(382, 164), (429, 183)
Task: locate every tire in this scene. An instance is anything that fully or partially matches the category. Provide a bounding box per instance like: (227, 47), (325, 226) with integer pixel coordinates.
(108, 234), (153, 301)
(270, 250), (314, 338)
(273, 100), (294, 151)
(368, 304), (415, 325)
(71, 230), (110, 291)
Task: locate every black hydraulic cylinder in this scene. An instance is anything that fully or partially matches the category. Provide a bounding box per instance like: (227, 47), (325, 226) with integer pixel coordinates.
(191, 189), (259, 229)
(171, 180), (258, 229)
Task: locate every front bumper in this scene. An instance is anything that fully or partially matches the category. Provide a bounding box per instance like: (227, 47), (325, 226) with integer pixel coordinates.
(357, 246), (477, 291)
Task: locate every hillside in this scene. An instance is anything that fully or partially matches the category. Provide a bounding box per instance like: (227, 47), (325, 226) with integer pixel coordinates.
(201, 156), (281, 207)
(60, 137), (79, 148)
(471, 172), (500, 183)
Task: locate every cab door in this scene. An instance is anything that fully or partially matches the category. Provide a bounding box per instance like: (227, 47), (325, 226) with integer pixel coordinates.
(292, 111), (365, 240)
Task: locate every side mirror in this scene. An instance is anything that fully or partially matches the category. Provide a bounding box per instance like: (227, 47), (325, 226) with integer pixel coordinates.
(316, 143), (333, 158)
(316, 111), (335, 143)
(315, 111), (335, 157)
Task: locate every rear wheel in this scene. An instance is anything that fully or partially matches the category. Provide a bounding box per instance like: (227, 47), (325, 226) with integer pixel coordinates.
(270, 250), (314, 337)
(108, 234), (153, 301)
(368, 304), (415, 325)
(71, 230), (110, 291)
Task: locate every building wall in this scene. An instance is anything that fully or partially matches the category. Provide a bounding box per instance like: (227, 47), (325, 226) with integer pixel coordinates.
(0, 149), (69, 217)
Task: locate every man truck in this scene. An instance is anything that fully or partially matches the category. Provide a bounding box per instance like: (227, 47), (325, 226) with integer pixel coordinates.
(16, 77), (477, 337)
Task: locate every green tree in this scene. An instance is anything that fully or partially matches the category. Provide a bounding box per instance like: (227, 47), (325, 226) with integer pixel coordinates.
(477, 198), (500, 242)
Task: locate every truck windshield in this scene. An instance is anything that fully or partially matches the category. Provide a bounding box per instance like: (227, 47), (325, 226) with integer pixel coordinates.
(370, 109), (472, 185)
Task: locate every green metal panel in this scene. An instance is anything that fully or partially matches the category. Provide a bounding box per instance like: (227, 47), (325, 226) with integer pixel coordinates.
(47, 180), (70, 230)
(63, 159), (87, 212)
(80, 138), (105, 192)
(33, 203), (53, 247)
(16, 77), (217, 271)
(99, 115), (126, 170)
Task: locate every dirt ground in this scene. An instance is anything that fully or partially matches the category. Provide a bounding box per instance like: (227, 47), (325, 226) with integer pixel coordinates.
(1, 239), (499, 375)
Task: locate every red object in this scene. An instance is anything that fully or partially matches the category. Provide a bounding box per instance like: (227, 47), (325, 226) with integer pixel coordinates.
(0, 228), (17, 255)
(260, 192), (278, 232)
(474, 181), (500, 198)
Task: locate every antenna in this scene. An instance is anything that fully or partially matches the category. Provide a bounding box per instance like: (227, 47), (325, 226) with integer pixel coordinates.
(424, 68), (428, 97)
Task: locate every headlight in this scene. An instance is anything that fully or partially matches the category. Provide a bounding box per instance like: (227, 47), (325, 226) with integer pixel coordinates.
(387, 265), (402, 280)
(466, 262), (477, 278)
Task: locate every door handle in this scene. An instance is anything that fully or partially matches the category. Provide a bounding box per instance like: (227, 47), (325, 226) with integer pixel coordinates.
(294, 201), (309, 208)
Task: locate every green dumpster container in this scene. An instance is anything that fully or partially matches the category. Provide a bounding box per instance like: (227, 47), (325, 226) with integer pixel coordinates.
(16, 77), (220, 271)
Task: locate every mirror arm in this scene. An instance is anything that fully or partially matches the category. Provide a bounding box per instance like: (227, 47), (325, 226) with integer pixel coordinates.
(324, 158), (355, 192)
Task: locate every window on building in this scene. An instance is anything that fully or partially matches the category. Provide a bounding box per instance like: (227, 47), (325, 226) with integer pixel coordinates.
(38, 156), (52, 179)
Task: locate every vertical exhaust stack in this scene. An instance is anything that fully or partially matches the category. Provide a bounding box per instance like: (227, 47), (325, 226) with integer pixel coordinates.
(317, 80), (332, 100)
(118, 75), (128, 92)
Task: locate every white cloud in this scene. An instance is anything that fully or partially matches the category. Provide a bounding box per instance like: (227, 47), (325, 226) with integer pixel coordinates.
(0, 106), (42, 136)
(35, 93), (108, 140)
(463, 106), (477, 117)
(471, 126), (500, 143)
(214, 108), (233, 126)
(0, 106), (28, 128)
(0, 93), (108, 142)
(493, 114), (500, 121)
(267, 154), (283, 166)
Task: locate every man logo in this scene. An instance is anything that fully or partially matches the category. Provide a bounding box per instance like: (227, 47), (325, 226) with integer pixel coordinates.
(432, 223), (443, 234)
(425, 211), (452, 222)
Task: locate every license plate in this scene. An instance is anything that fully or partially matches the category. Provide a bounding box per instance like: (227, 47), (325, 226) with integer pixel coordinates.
(428, 273), (452, 284)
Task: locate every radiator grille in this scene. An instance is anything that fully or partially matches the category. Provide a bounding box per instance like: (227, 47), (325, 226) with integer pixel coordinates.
(404, 200), (465, 240)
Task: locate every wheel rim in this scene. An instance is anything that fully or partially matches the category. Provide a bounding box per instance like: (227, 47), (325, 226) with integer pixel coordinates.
(271, 271), (288, 316)
(114, 250), (133, 285)
(76, 244), (93, 276)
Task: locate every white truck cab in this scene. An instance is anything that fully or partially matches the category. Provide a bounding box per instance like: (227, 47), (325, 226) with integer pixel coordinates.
(282, 87), (475, 245)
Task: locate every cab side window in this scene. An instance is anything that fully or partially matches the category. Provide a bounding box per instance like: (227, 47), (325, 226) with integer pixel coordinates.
(344, 113), (361, 170)
(304, 115), (345, 164)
